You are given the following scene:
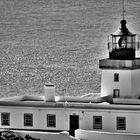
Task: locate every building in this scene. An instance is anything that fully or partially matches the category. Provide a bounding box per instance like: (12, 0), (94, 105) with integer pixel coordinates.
(100, 19), (140, 99)
(0, 6), (140, 140)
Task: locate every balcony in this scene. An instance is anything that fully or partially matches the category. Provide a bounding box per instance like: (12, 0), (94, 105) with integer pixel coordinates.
(99, 58), (140, 69)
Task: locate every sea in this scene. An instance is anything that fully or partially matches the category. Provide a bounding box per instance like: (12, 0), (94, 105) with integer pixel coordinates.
(0, 0), (139, 97)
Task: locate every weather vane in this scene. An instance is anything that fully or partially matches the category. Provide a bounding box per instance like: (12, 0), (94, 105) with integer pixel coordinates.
(122, 0), (125, 20)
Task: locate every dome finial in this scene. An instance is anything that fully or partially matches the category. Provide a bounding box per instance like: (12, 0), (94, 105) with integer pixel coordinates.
(120, 0), (128, 35)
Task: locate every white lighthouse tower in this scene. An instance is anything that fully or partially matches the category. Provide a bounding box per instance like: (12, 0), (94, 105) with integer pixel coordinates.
(99, 18), (140, 98)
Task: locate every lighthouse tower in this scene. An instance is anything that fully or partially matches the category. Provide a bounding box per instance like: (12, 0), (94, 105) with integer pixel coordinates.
(99, 19), (140, 98)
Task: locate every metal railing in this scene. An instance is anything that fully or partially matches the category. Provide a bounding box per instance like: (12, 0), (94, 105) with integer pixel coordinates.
(99, 59), (140, 69)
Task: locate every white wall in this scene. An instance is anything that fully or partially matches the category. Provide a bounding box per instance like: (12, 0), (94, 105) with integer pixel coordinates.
(132, 69), (140, 97)
(79, 108), (140, 133)
(101, 69), (140, 98)
(1, 105), (140, 134)
(101, 69), (132, 98)
(0, 106), (70, 131)
(75, 129), (140, 140)
(0, 106), (83, 131)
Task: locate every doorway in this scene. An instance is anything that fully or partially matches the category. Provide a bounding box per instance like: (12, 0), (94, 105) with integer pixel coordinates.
(69, 115), (79, 136)
(113, 89), (120, 98)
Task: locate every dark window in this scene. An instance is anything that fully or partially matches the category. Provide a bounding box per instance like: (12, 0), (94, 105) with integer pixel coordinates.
(114, 73), (119, 82)
(24, 113), (33, 127)
(47, 114), (56, 127)
(1, 113), (10, 126)
(113, 89), (120, 98)
(93, 116), (102, 129)
(117, 117), (126, 130)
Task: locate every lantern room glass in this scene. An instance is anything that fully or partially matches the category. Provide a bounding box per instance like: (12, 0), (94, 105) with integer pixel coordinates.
(108, 35), (139, 52)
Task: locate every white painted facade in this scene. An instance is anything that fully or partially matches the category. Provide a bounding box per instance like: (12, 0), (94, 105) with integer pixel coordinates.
(101, 69), (140, 98)
(1, 102), (140, 134)
(0, 106), (69, 131)
(132, 69), (140, 97)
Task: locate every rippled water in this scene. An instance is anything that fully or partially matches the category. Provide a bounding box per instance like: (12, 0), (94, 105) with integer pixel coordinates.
(0, 0), (139, 97)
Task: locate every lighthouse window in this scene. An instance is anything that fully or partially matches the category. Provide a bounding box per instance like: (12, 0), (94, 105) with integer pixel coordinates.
(1, 113), (10, 126)
(93, 116), (102, 129)
(47, 114), (56, 127)
(117, 117), (126, 130)
(24, 113), (33, 127)
(114, 73), (119, 82)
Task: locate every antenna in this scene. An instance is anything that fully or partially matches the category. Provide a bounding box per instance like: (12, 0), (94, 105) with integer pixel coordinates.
(122, 0), (125, 20)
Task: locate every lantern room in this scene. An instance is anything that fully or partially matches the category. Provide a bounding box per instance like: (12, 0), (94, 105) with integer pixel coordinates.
(108, 19), (139, 60)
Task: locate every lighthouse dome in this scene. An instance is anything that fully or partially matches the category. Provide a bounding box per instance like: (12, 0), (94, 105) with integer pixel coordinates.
(112, 20), (136, 36)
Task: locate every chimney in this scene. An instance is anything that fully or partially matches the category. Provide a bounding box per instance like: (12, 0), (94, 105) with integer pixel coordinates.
(44, 83), (55, 102)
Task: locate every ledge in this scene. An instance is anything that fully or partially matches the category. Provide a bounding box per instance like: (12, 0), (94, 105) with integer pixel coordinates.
(99, 58), (140, 69)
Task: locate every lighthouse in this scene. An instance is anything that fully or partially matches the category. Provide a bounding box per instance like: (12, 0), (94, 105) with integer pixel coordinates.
(99, 19), (140, 98)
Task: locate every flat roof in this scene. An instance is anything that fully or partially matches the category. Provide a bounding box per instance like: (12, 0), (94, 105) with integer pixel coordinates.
(0, 100), (140, 111)
(0, 95), (140, 111)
